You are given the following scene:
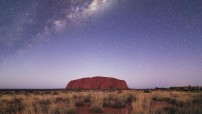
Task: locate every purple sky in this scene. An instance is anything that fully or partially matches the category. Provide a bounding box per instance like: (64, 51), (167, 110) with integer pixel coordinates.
(0, 0), (202, 89)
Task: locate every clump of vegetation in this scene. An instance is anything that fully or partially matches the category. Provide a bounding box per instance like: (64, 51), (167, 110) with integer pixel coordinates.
(103, 93), (132, 108)
(83, 96), (91, 103)
(38, 99), (52, 105)
(75, 100), (85, 107)
(89, 105), (103, 113)
(54, 97), (69, 104)
(111, 101), (127, 108)
(144, 90), (150, 93)
(33, 99), (52, 113)
(132, 93), (152, 114)
(191, 94), (202, 104)
(65, 107), (76, 114)
(152, 97), (176, 104)
(0, 98), (25, 114)
(52, 92), (58, 95)
(54, 97), (64, 103)
(50, 104), (76, 114)
(156, 106), (178, 114)
(103, 100), (111, 107)
(127, 94), (135, 103)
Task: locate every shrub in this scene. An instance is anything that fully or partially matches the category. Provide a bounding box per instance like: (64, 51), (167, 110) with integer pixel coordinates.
(156, 106), (178, 114)
(111, 101), (126, 108)
(144, 90), (150, 93)
(44, 91), (51, 94)
(103, 101), (111, 107)
(127, 94), (135, 103)
(64, 107), (76, 114)
(54, 97), (69, 103)
(75, 100), (85, 107)
(53, 106), (76, 114)
(83, 96), (91, 102)
(89, 105), (103, 113)
(52, 92), (58, 95)
(38, 99), (51, 105)
(55, 97), (64, 102)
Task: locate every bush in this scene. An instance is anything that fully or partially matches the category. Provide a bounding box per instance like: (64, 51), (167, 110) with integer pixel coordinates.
(103, 101), (111, 107)
(127, 94), (135, 103)
(83, 96), (91, 102)
(64, 107), (76, 114)
(89, 105), (103, 113)
(52, 92), (58, 95)
(54, 97), (69, 103)
(53, 106), (76, 114)
(75, 100), (85, 107)
(38, 99), (51, 105)
(111, 101), (126, 108)
(156, 106), (178, 114)
(144, 90), (150, 93)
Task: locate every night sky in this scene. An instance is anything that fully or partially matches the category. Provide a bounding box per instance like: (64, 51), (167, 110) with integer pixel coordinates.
(0, 0), (202, 89)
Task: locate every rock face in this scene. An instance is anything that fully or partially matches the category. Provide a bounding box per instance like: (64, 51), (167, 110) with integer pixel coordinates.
(66, 76), (128, 90)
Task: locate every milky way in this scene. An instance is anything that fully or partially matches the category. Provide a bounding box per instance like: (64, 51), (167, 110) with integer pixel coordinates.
(0, 0), (113, 57)
(0, 0), (202, 88)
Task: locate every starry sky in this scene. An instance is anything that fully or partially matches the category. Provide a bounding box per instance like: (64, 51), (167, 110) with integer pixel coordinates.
(0, 0), (202, 89)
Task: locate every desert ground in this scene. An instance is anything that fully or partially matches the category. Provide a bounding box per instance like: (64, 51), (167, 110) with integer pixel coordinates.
(0, 89), (201, 114)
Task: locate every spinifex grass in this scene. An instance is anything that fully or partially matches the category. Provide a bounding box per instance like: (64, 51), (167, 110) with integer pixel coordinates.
(0, 90), (201, 114)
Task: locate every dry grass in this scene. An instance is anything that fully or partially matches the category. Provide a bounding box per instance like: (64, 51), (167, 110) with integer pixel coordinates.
(0, 90), (201, 114)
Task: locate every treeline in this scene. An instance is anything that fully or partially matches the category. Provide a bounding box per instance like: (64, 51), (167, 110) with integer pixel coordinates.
(169, 85), (202, 91)
(155, 85), (202, 91)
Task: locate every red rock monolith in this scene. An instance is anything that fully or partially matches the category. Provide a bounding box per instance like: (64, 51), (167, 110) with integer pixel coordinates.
(66, 76), (128, 90)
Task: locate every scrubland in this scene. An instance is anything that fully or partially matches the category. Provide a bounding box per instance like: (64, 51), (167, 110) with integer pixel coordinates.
(0, 90), (201, 114)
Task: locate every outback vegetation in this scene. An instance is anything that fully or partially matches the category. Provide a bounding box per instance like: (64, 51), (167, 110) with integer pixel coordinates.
(0, 90), (201, 114)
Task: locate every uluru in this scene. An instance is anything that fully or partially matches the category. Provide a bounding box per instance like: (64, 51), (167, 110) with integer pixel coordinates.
(66, 76), (128, 90)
